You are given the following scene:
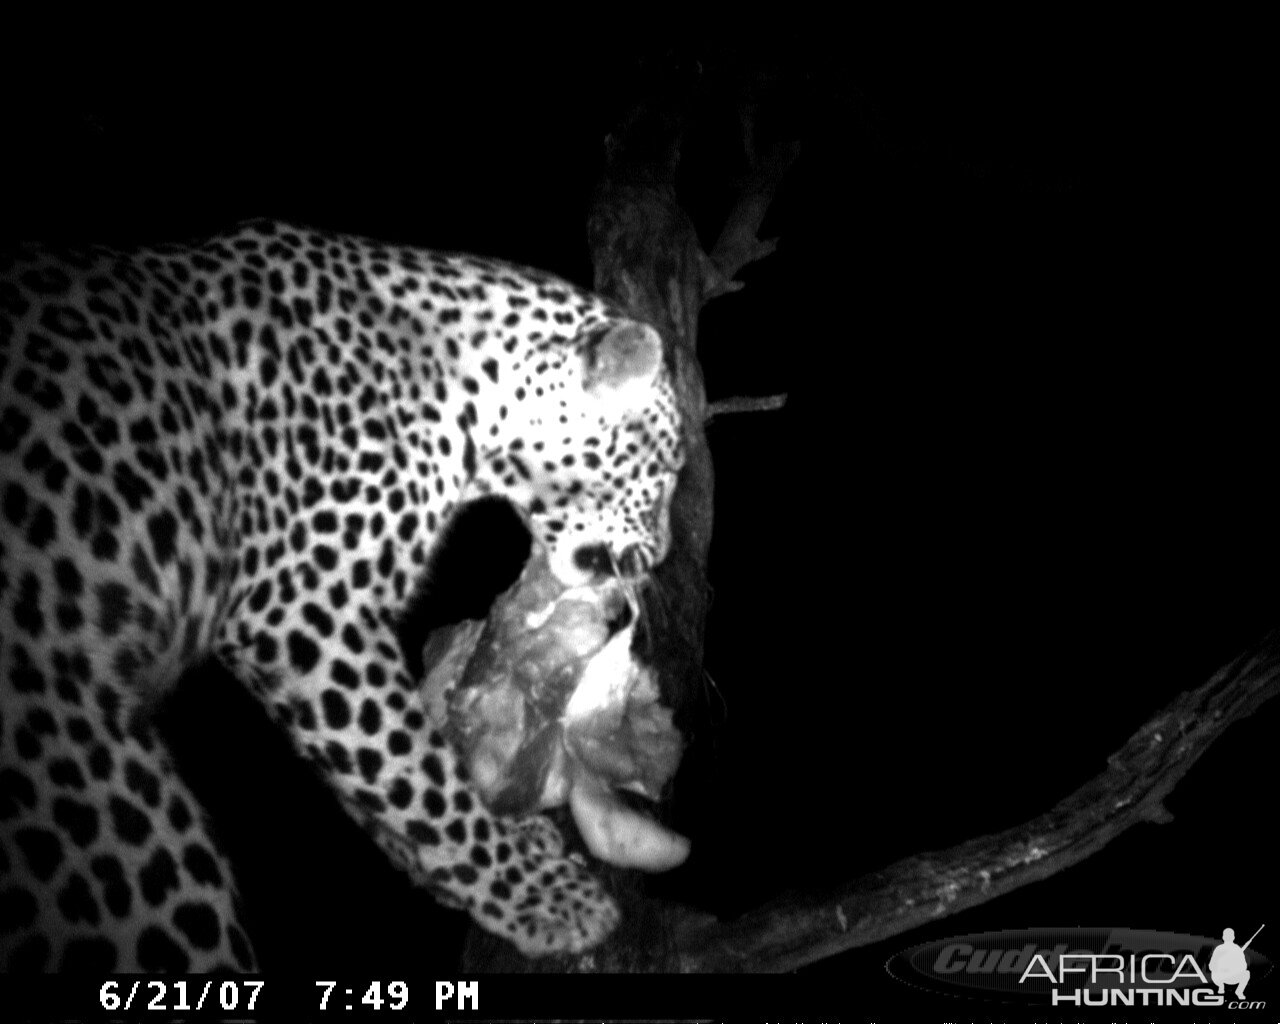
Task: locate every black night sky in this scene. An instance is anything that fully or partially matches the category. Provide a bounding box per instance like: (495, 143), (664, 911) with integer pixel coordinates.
(3, 19), (1275, 1020)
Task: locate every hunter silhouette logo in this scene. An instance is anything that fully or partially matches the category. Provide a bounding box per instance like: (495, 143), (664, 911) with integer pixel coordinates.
(1210, 924), (1263, 999)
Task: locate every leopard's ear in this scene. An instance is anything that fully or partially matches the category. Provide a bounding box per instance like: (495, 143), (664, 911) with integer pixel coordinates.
(580, 321), (663, 399)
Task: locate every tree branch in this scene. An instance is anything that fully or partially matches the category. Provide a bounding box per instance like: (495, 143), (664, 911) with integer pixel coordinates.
(670, 628), (1280, 971)
(704, 135), (800, 299)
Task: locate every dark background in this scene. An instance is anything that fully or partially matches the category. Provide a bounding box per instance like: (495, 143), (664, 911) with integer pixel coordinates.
(3, 19), (1275, 1019)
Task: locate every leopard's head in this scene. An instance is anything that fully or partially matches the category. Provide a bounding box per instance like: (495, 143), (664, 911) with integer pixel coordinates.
(473, 320), (684, 585)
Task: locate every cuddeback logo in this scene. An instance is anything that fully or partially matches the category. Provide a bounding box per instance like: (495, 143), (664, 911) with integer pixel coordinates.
(886, 925), (1271, 1009)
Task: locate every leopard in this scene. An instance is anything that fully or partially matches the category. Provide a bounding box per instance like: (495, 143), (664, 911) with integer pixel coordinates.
(0, 218), (685, 972)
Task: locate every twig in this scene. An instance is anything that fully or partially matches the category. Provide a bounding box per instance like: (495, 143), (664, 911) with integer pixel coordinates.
(705, 393), (788, 423)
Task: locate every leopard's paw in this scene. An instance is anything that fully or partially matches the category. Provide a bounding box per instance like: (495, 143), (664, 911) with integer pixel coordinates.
(500, 856), (620, 956)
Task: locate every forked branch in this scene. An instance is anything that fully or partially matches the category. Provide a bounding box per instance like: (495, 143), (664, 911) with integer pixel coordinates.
(704, 134), (800, 299)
